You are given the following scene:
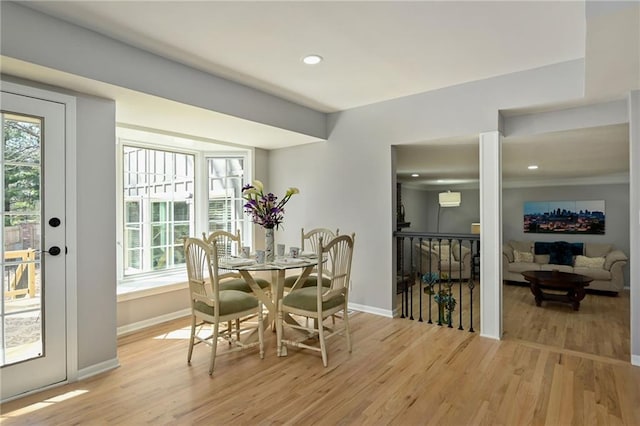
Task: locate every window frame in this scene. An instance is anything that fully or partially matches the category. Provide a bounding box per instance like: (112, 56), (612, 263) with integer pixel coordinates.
(116, 128), (251, 293)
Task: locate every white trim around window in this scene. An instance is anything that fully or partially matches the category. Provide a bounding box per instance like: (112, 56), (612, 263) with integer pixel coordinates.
(115, 126), (251, 295)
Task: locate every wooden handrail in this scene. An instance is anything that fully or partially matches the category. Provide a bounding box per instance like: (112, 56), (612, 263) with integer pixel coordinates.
(4, 248), (37, 299)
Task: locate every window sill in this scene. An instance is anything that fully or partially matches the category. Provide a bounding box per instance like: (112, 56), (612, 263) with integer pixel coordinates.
(117, 271), (188, 302)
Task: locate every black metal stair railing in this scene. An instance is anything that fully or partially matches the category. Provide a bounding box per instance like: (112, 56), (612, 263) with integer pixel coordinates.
(394, 231), (480, 332)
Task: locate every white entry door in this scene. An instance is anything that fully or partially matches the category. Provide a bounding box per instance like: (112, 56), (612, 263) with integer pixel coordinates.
(0, 91), (67, 401)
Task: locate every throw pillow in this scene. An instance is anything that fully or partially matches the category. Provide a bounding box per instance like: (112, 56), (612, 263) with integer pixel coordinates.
(513, 250), (534, 263)
(510, 240), (533, 253)
(574, 255), (605, 269)
(549, 241), (574, 266)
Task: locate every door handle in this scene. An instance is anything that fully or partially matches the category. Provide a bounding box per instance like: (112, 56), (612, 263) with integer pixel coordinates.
(42, 246), (62, 256)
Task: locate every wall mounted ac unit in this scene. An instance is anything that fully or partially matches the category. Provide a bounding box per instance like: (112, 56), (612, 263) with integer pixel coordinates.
(439, 191), (461, 207)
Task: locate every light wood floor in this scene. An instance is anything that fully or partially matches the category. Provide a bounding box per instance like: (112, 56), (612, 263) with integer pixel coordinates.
(502, 283), (631, 362)
(2, 290), (639, 425)
(400, 279), (631, 362)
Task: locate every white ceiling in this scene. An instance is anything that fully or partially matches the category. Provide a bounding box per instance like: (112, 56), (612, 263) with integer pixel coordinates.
(396, 123), (630, 189)
(21, 1), (586, 113)
(3, 1), (633, 186)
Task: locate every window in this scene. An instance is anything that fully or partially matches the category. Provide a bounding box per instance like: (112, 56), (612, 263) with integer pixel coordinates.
(207, 157), (245, 233)
(117, 128), (250, 292)
(122, 147), (194, 276)
(207, 157), (246, 256)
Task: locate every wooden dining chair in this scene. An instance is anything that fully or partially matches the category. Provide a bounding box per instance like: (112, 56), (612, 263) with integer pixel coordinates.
(203, 230), (270, 293)
(283, 227), (339, 290)
(277, 233), (355, 367)
(185, 237), (264, 374)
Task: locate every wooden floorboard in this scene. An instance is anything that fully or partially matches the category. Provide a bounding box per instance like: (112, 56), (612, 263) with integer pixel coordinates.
(1, 285), (638, 425)
(502, 282), (631, 362)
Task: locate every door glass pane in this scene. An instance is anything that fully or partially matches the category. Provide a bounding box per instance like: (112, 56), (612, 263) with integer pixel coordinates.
(1, 112), (43, 366)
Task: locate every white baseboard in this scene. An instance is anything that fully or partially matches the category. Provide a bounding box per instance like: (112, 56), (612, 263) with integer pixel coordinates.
(77, 357), (120, 381)
(348, 302), (394, 318)
(632, 354), (640, 367)
(117, 308), (190, 337)
(480, 332), (501, 341)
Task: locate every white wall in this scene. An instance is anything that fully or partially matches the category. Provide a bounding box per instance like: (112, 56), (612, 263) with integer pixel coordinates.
(75, 95), (117, 370)
(400, 186), (431, 233)
(270, 60), (585, 318)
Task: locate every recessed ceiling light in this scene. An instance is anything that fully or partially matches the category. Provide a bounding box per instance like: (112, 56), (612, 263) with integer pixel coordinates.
(302, 54), (323, 65)
(411, 173), (419, 177)
(528, 165), (539, 170)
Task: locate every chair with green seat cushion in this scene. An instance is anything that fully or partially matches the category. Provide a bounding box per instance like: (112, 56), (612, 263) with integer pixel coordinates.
(203, 229), (272, 295)
(283, 274), (330, 289)
(185, 237), (264, 375)
(281, 287), (345, 311)
(277, 233), (355, 367)
(284, 227), (338, 291)
(194, 289), (259, 316)
(220, 277), (271, 292)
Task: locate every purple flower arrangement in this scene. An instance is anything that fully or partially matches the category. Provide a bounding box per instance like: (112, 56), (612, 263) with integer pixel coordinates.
(242, 180), (299, 229)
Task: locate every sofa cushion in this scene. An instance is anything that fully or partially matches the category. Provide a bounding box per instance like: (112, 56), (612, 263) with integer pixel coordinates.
(540, 264), (573, 273)
(513, 250), (534, 263)
(573, 267), (611, 281)
(434, 244), (452, 259)
(585, 243), (613, 257)
(441, 260), (462, 274)
(548, 241), (574, 266)
(574, 255), (605, 269)
(508, 262), (540, 273)
(428, 243), (468, 261)
(534, 254), (550, 264)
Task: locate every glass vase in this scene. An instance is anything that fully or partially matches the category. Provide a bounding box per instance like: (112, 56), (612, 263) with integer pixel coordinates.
(265, 227), (275, 262)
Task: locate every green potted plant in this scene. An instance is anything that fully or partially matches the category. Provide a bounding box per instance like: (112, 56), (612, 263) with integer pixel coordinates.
(422, 272), (457, 324)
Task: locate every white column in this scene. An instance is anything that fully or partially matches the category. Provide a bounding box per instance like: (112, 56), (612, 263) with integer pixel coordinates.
(629, 90), (640, 366)
(479, 131), (502, 339)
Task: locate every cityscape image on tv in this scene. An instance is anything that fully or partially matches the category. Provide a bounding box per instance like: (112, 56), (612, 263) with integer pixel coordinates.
(523, 200), (605, 234)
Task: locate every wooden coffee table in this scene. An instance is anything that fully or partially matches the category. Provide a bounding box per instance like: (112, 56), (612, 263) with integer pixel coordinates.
(521, 270), (592, 311)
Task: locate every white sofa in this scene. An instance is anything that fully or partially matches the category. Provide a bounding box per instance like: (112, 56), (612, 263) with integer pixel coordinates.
(416, 240), (472, 280)
(503, 240), (628, 293)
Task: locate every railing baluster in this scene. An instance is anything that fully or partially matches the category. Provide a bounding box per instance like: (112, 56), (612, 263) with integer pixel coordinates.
(458, 239), (464, 330)
(427, 238), (433, 324)
(394, 231), (478, 333)
(418, 237), (423, 322)
(399, 234), (405, 319)
(408, 236), (414, 320)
